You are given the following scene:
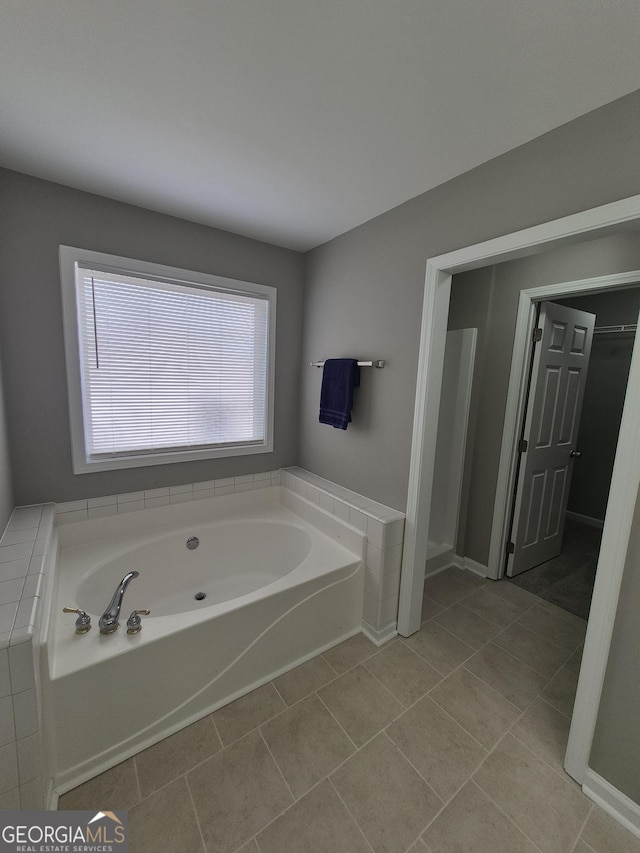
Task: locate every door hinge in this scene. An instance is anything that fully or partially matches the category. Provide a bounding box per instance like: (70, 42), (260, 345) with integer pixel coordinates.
(506, 541), (515, 554)
(532, 327), (543, 343)
(518, 438), (528, 453)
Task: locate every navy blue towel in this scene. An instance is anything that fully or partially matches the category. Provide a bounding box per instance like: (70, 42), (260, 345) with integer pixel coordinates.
(319, 359), (360, 430)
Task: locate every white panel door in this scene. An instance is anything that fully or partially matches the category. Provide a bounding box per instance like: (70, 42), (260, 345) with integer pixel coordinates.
(507, 301), (595, 577)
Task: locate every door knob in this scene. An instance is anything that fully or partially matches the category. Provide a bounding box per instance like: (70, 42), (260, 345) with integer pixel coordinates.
(570, 450), (582, 458)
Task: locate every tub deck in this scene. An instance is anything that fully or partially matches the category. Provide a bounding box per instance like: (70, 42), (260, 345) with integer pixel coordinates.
(43, 486), (365, 792)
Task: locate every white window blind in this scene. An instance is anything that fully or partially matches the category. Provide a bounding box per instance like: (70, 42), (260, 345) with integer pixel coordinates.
(60, 246), (275, 472)
(75, 267), (269, 461)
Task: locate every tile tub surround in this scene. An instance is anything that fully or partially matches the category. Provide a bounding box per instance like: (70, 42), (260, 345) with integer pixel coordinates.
(0, 503), (55, 809)
(53, 469), (283, 524)
(282, 468), (405, 643)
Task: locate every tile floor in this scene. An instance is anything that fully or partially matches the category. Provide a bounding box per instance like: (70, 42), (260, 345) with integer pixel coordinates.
(58, 567), (640, 853)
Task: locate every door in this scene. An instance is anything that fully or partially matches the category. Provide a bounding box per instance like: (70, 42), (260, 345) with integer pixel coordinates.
(507, 301), (595, 576)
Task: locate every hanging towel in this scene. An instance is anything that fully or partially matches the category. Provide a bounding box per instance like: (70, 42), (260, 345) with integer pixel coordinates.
(319, 359), (360, 429)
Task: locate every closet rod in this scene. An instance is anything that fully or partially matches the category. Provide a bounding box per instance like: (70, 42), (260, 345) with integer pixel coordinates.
(593, 324), (637, 335)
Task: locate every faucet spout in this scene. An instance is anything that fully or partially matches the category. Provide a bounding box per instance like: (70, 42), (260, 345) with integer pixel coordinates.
(99, 571), (139, 634)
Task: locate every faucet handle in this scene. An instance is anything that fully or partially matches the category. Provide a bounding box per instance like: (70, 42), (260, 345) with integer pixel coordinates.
(126, 609), (151, 634)
(63, 607), (92, 634)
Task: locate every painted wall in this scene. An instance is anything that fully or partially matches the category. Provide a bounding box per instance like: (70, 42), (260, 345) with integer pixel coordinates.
(450, 233), (640, 564)
(0, 169), (305, 505)
(0, 347), (14, 530)
(559, 289), (640, 522)
(298, 90), (640, 810)
(299, 89), (640, 511)
(589, 484), (640, 804)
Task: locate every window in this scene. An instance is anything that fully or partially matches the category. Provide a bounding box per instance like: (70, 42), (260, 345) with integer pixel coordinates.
(59, 246), (275, 473)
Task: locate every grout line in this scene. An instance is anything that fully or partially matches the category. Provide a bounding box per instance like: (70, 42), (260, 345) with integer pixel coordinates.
(538, 692), (573, 720)
(130, 763), (203, 807)
(472, 636), (568, 685)
(258, 728), (296, 802)
(384, 732), (465, 826)
(208, 712), (224, 751)
(246, 780), (322, 844)
(270, 680), (287, 707)
(355, 660), (413, 716)
(576, 842), (598, 853)
(320, 652), (340, 677)
(246, 774), (352, 849)
(327, 777), (376, 853)
(508, 727), (590, 791)
(479, 661), (560, 725)
(131, 756), (142, 804)
(404, 624), (477, 674)
(315, 691), (359, 751)
(406, 596), (586, 794)
(131, 725), (278, 812)
(427, 667), (522, 734)
(380, 729), (444, 809)
(211, 685), (290, 748)
(420, 690), (490, 752)
(466, 776), (548, 853)
(570, 803), (595, 853)
(495, 615), (579, 657)
(183, 772), (208, 853)
(465, 724), (546, 850)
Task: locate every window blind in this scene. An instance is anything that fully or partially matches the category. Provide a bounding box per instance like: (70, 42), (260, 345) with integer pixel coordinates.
(75, 267), (269, 461)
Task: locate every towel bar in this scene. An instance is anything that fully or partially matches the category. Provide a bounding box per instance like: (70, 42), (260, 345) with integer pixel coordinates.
(310, 359), (385, 368)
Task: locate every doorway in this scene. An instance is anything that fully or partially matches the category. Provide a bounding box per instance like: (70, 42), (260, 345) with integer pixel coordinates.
(397, 195), (640, 791)
(507, 288), (640, 620)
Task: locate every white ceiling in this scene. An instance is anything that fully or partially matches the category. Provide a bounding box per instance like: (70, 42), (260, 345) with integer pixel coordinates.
(1, 1), (640, 251)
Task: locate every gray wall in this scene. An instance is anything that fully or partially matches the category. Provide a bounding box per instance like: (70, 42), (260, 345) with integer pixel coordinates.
(299, 89), (640, 511)
(590, 484), (640, 804)
(299, 89), (640, 808)
(559, 289), (640, 522)
(0, 347), (14, 529)
(449, 233), (640, 564)
(0, 169), (305, 505)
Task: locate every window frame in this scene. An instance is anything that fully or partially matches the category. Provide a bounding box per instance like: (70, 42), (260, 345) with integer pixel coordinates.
(59, 245), (276, 474)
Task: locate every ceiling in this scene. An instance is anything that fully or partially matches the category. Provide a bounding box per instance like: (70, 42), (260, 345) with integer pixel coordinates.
(1, 1), (640, 252)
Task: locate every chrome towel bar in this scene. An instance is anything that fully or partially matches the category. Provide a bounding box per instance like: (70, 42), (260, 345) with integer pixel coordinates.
(311, 359), (385, 368)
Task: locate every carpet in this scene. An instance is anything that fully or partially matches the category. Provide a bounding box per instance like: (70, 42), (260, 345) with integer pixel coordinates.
(507, 517), (601, 620)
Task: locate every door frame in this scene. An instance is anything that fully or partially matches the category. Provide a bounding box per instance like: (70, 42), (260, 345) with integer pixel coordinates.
(491, 270), (640, 581)
(397, 193), (640, 787)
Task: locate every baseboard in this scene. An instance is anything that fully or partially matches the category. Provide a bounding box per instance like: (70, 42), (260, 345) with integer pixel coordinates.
(460, 556), (489, 578)
(362, 619), (397, 646)
(424, 546), (456, 578)
(566, 510), (604, 530)
(582, 768), (640, 839)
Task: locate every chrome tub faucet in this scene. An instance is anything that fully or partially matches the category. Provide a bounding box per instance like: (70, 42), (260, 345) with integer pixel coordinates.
(99, 571), (139, 634)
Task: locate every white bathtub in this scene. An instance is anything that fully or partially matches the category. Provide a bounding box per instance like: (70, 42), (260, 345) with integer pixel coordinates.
(42, 486), (365, 792)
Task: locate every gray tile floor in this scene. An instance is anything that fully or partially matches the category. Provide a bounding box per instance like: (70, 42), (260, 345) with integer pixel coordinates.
(58, 567), (640, 853)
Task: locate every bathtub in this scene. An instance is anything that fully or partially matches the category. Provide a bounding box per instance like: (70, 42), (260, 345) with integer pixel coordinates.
(42, 486), (365, 793)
